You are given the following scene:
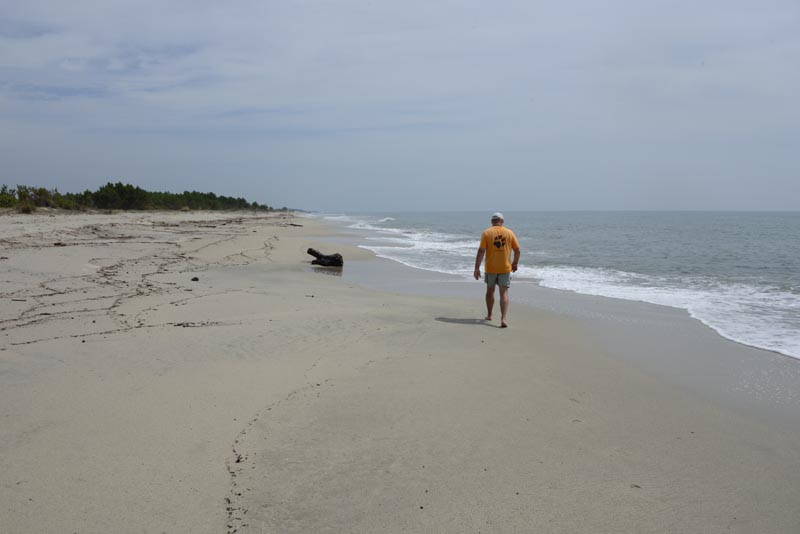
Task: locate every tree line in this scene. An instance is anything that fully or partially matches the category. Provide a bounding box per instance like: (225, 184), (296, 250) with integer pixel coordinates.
(0, 183), (285, 213)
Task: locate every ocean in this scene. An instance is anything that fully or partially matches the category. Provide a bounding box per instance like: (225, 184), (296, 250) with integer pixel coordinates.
(320, 211), (800, 360)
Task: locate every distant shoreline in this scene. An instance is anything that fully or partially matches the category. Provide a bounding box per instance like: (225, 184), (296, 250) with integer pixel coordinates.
(0, 182), (289, 213)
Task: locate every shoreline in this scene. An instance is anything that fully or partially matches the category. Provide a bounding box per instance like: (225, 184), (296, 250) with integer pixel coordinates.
(314, 212), (800, 361)
(2, 211), (799, 533)
(314, 223), (800, 425)
(324, 254), (800, 429)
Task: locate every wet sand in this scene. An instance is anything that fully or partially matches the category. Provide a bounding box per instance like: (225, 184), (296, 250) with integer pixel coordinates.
(1, 211), (798, 533)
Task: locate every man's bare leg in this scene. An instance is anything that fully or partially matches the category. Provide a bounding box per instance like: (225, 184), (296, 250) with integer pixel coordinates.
(485, 285), (495, 320)
(499, 285), (510, 328)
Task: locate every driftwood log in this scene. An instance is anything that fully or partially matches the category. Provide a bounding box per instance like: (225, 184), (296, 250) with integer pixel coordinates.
(307, 248), (343, 267)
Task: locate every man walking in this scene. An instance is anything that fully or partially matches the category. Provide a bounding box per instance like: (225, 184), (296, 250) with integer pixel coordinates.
(474, 212), (520, 328)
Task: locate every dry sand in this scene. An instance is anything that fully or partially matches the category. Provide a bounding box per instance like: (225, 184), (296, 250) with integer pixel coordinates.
(1, 210), (798, 533)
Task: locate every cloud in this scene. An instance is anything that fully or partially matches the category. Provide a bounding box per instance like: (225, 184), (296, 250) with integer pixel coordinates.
(0, 16), (53, 39)
(0, 0), (798, 209)
(4, 82), (110, 100)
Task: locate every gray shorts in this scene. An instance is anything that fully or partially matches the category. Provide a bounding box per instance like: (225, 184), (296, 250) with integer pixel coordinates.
(484, 272), (511, 288)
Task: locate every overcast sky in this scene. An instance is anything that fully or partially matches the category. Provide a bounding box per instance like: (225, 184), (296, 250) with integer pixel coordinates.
(1, 1), (798, 211)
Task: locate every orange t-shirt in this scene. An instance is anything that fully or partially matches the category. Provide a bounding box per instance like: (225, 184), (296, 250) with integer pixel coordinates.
(479, 226), (520, 274)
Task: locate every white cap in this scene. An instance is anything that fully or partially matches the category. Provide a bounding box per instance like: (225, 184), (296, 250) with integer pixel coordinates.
(491, 212), (504, 220)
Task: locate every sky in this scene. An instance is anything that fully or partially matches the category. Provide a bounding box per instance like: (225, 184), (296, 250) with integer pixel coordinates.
(1, 1), (798, 211)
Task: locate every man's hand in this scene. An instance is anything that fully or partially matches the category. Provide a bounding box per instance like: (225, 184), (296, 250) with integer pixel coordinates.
(512, 262), (518, 273)
(474, 248), (486, 280)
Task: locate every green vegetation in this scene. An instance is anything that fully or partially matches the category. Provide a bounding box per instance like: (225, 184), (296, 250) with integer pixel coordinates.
(0, 183), (283, 213)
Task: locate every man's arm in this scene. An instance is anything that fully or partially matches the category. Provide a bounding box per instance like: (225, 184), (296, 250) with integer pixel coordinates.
(511, 247), (520, 273)
(474, 248), (486, 280)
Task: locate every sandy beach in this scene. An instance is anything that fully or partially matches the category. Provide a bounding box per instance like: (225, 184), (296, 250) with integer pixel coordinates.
(1, 210), (799, 534)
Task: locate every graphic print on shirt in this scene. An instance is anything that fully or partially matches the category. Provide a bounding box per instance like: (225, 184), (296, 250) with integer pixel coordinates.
(493, 233), (506, 249)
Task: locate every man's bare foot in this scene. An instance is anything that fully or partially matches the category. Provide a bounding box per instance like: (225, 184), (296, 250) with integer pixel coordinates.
(485, 316), (492, 321)
(500, 321), (508, 328)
